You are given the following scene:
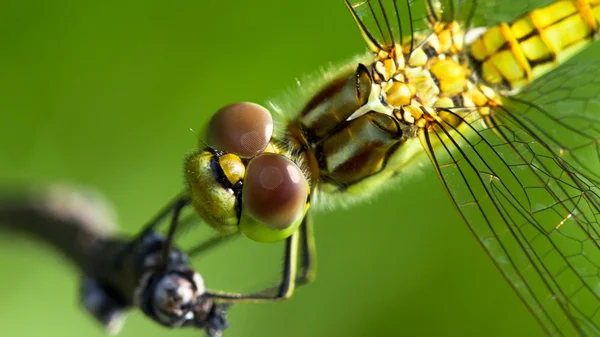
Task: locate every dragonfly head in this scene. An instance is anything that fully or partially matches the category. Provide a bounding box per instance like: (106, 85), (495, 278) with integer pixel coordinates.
(185, 102), (309, 243)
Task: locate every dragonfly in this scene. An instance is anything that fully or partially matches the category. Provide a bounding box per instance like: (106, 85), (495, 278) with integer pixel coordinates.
(133, 0), (600, 335)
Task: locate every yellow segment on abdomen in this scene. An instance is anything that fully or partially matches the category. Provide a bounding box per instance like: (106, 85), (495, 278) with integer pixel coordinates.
(469, 0), (600, 92)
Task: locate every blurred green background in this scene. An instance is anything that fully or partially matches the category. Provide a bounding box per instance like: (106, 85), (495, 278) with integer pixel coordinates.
(2, 0), (587, 336)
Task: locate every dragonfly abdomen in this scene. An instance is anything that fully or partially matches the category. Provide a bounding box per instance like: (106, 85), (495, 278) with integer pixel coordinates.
(469, 0), (600, 92)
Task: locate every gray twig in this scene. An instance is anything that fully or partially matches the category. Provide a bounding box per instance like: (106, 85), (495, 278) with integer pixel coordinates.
(0, 185), (229, 336)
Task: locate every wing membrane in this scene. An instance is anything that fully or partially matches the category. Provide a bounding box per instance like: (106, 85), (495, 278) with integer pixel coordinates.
(504, 63), (600, 187)
(420, 61), (600, 336)
(465, 0), (556, 27)
(345, 0), (561, 54)
(346, 0), (430, 52)
(434, 0), (557, 28)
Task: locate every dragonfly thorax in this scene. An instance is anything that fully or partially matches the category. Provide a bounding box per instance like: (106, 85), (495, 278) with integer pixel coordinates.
(286, 22), (487, 204)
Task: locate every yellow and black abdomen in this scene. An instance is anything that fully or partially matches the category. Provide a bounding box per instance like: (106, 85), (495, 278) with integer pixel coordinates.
(469, 0), (600, 91)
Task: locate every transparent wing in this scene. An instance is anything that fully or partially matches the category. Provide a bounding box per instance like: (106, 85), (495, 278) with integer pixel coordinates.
(344, 0), (560, 53)
(434, 0), (557, 28)
(345, 0), (431, 53)
(463, 0), (556, 27)
(419, 61), (600, 336)
(505, 63), (600, 187)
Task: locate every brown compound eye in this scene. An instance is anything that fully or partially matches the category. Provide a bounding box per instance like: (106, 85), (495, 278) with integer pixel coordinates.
(207, 102), (274, 158)
(242, 153), (308, 233)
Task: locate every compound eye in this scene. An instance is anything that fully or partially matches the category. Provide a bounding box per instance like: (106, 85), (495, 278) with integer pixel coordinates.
(207, 102), (274, 158)
(242, 153), (308, 232)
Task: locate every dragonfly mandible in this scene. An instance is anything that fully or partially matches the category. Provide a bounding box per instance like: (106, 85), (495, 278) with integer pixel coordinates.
(136, 0), (600, 335)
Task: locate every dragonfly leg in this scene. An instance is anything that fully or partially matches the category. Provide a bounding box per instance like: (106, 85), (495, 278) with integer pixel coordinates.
(136, 193), (188, 240)
(255, 215), (317, 293)
(187, 233), (240, 257)
(116, 193), (189, 268)
(206, 228), (300, 303)
(205, 215), (317, 303)
(159, 195), (190, 270)
(237, 215), (317, 296)
(294, 214), (317, 287)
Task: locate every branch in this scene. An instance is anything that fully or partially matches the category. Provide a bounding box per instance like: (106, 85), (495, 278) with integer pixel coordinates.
(0, 185), (229, 336)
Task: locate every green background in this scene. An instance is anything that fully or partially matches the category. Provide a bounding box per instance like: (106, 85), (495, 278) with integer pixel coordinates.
(0, 0), (585, 336)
